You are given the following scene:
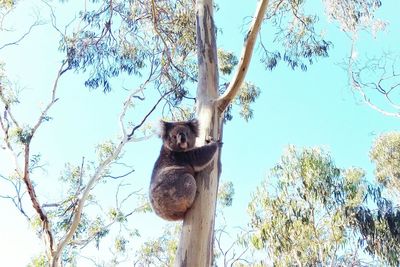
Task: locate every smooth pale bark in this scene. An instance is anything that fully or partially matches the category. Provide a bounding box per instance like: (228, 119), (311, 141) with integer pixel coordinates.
(217, 0), (270, 112)
(175, 0), (221, 266)
(175, 0), (269, 266)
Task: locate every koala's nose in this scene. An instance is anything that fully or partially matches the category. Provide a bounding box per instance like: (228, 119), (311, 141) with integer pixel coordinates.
(178, 133), (186, 143)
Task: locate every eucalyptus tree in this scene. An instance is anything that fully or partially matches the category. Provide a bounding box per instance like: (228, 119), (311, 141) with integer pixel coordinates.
(248, 144), (400, 266)
(248, 146), (368, 266)
(350, 131), (400, 266)
(370, 132), (400, 194)
(54, 0), (386, 266)
(0, 0), (390, 266)
(338, 132), (400, 267)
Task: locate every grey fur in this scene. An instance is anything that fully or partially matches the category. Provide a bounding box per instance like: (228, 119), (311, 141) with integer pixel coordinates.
(149, 119), (219, 221)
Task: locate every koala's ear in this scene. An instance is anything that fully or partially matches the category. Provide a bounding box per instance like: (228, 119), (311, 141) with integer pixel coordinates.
(159, 120), (173, 139)
(188, 119), (199, 136)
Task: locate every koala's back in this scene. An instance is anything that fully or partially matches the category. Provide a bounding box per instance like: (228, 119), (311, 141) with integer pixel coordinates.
(149, 147), (197, 220)
(152, 147), (194, 176)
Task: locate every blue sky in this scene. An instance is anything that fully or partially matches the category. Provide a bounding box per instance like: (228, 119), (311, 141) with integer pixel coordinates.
(0, 0), (399, 265)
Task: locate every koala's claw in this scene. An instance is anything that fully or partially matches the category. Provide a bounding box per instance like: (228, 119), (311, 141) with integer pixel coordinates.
(205, 136), (223, 145)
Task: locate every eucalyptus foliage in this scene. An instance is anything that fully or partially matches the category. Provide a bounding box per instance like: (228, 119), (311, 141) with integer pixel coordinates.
(134, 180), (236, 267)
(0, 0), (393, 265)
(57, 0), (386, 121)
(248, 144), (400, 266)
(349, 131), (400, 266)
(0, 0), (14, 9)
(370, 132), (400, 191)
(249, 146), (366, 266)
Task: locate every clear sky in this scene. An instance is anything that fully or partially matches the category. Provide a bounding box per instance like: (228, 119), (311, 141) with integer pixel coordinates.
(0, 0), (399, 266)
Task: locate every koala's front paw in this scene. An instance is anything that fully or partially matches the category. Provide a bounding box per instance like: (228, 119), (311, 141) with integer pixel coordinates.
(205, 135), (213, 144)
(205, 136), (223, 146)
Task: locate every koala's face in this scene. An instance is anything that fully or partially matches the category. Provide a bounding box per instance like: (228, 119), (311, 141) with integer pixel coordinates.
(161, 120), (199, 151)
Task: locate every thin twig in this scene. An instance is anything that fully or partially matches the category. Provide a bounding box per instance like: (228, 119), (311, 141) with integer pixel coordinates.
(0, 20), (44, 50)
(127, 90), (172, 140)
(347, 41), (400, 118)
(104, 169), (135, 179)
(31, 61), (68, 137)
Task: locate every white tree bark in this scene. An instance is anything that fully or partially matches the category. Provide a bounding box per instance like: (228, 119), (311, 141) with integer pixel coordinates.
(175, 1), (221, 266)
(217, 0), (269, 112)
(175, 0), (269, 266)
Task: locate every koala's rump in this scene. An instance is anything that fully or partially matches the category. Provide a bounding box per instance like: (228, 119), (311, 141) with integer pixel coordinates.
(150, 166), (196, 220)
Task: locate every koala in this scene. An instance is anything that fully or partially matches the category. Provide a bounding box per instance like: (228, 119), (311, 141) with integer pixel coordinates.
(149, 119), (219, 221)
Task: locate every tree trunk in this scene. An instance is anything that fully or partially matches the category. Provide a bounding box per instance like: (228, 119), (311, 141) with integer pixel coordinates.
(175, 0), (269, 266)
(175, 0), (221, 266)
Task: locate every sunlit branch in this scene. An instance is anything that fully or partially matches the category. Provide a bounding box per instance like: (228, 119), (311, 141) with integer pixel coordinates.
(217, 0), (269, 113)
(68, 184), (141, 249)
(31, 61), (68, 136)
(119, 85), (149, 138)
(53, 77), (169, 265)
(53, 137), (127, 265)
(347, 41), (400, 118)
(21, 61), (69, 259)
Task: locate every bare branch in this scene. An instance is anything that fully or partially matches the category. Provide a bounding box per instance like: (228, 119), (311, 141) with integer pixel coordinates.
(217, 0), (269, 112)
(52, 81), (164, 264)
(0, 57), (69, 263)
(347, 42), (400, 118)
(21, 142), (55, 252)
(127, 90), (172, 141)
(0, 19), (44, 50)
(52, 136), (128, 265)
(0, 6), (15, 31)
(0, 174), (30, 220)
(68, 185), (140, 250)
(119, 84), (149, 138)
(31, 61), (69, 137)
(103, 169), (135, 180)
